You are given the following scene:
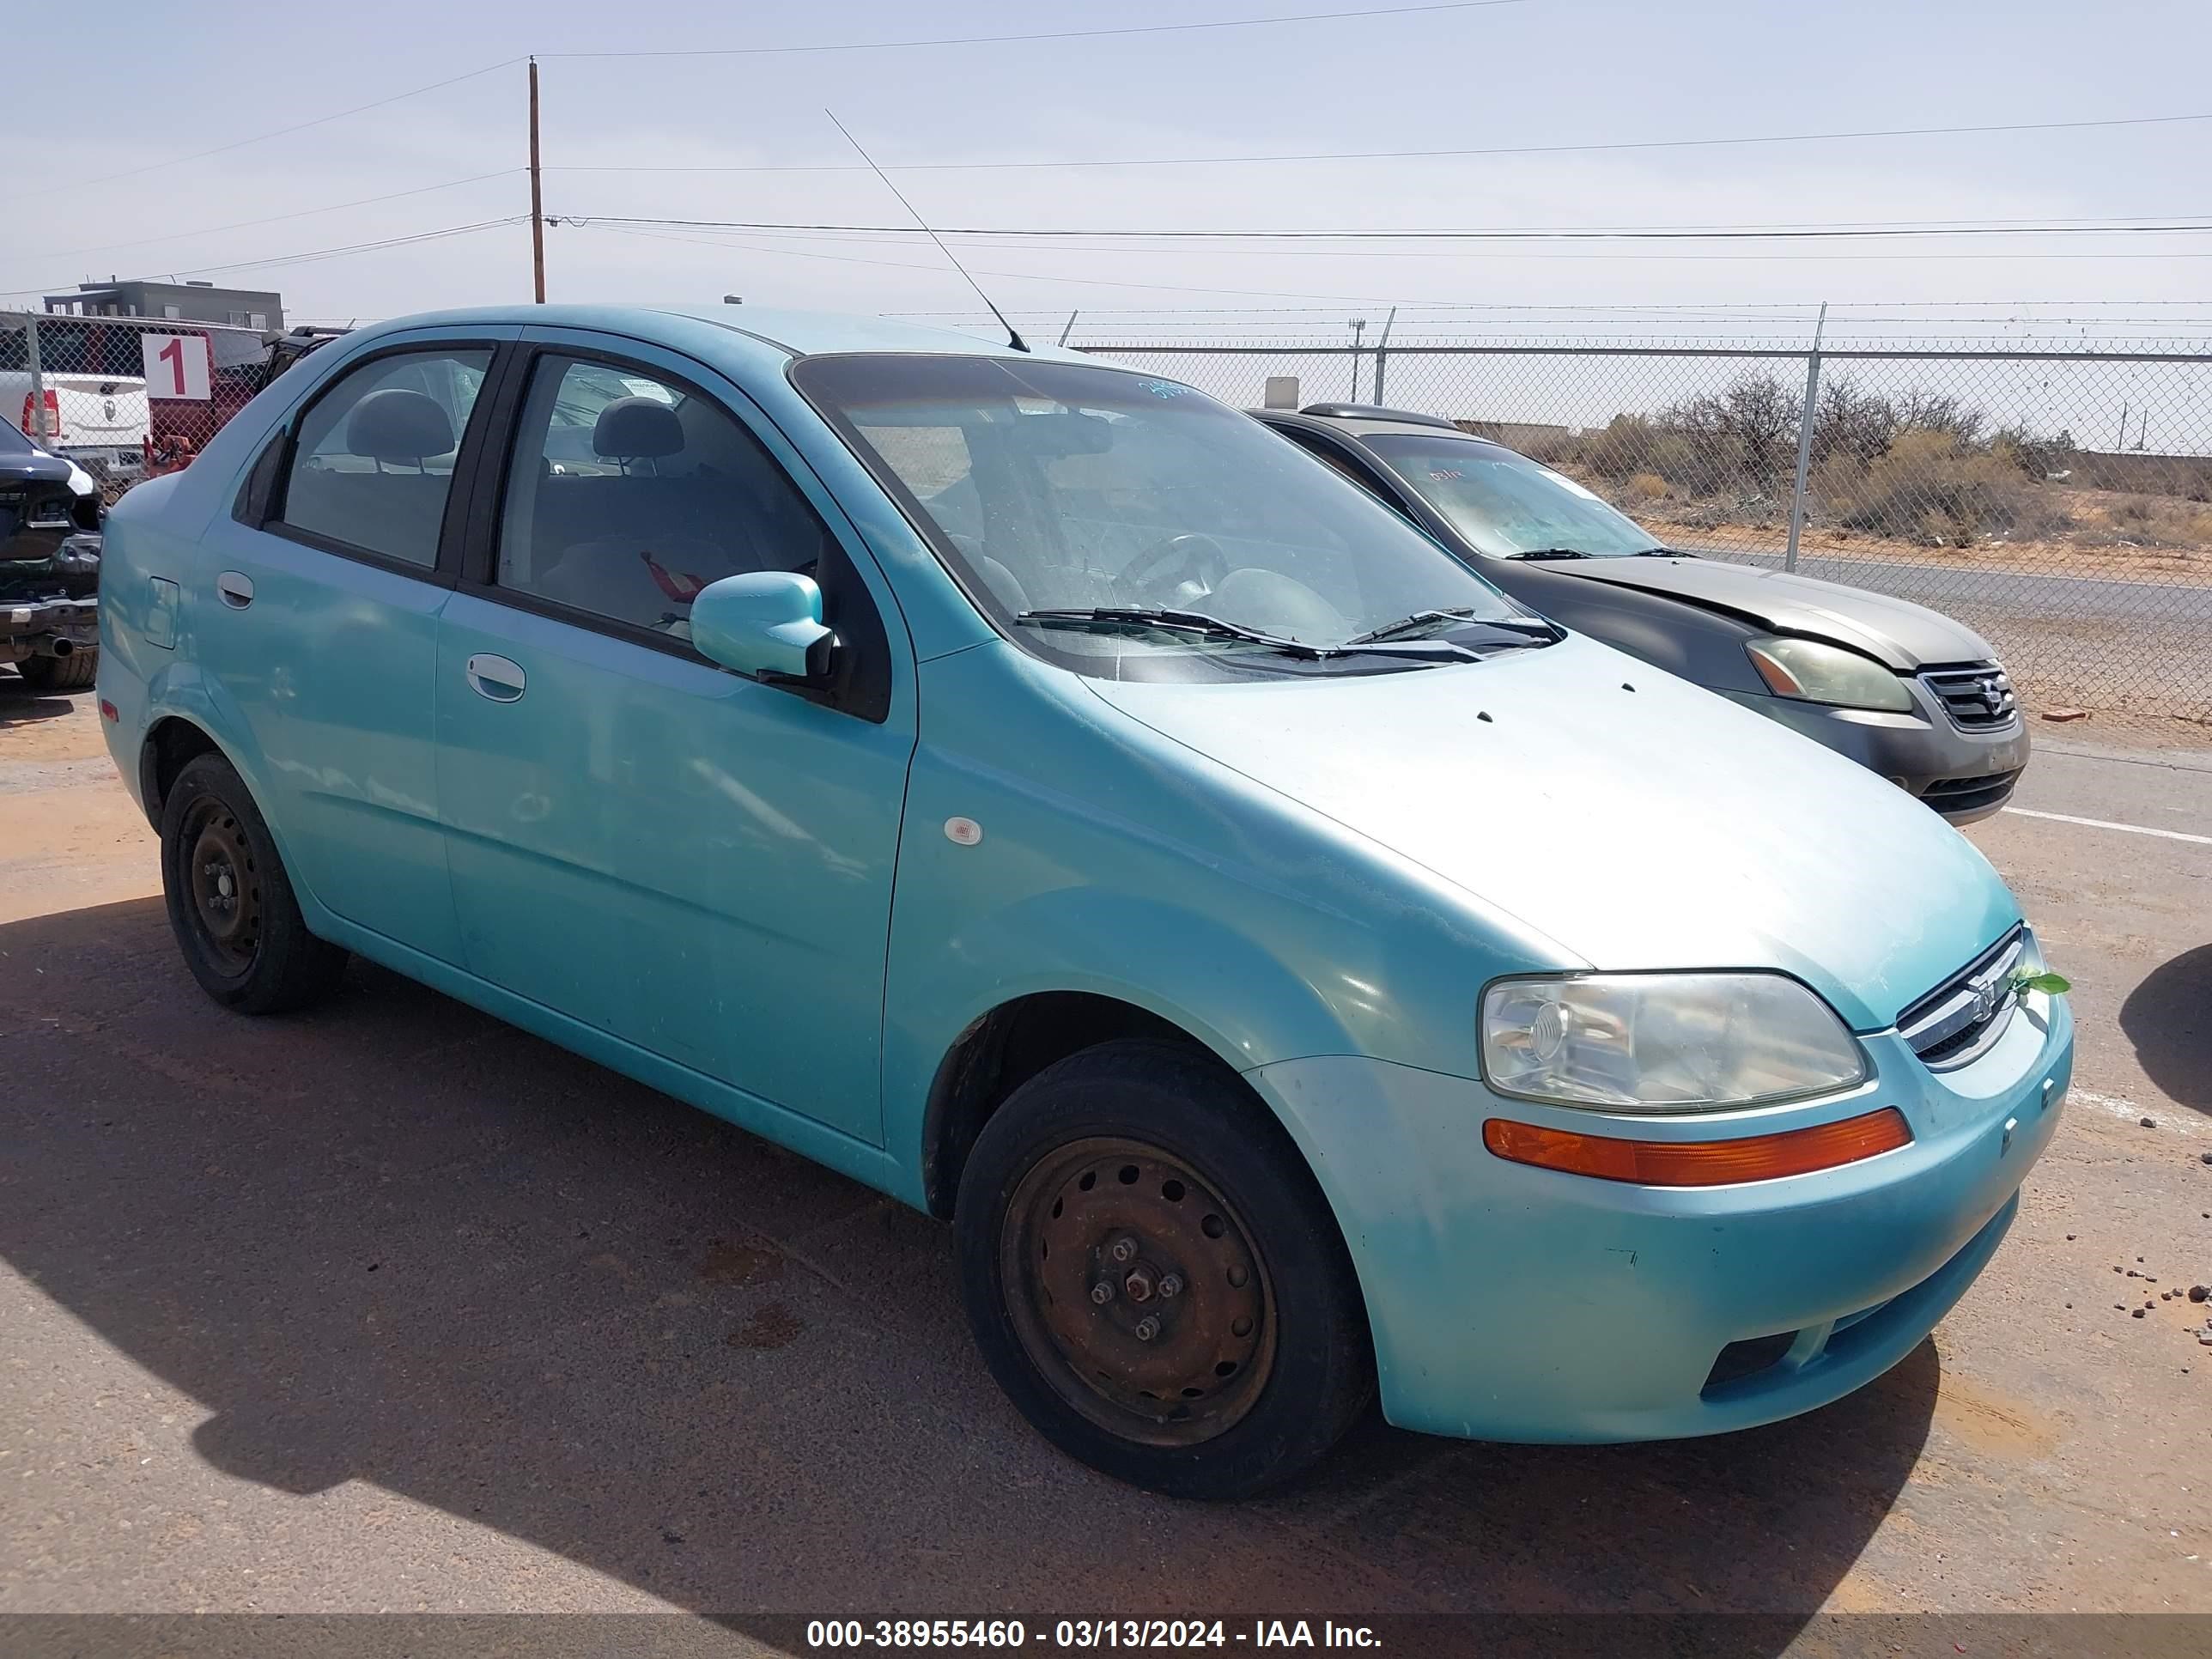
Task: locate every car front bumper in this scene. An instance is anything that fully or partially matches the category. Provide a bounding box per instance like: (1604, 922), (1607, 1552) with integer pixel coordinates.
(1721, 690), (2030, 824)
(1246, 988), (2070, 1443)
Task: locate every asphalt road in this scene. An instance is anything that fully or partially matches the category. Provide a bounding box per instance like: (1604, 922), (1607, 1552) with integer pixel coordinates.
(3, 679), (2209, 1647)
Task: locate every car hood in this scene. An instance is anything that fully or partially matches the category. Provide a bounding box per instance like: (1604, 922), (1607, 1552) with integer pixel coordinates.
(0, 451), (74, 485)
(1555, 555), (1996, 670)
(1086, 635), (2018, 1030)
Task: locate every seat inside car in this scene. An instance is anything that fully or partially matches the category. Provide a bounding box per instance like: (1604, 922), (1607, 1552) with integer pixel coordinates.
(284, 386), (459, 556)
(524, 395), (821, 633)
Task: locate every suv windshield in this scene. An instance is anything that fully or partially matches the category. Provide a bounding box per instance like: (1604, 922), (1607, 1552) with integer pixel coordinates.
(1364, 434), (1662, 559)
(796, 355), (1542, 679)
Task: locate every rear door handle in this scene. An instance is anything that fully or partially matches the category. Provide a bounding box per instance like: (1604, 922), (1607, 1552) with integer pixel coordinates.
(465, 653), (526, 702)
(216, 571), (254, 609)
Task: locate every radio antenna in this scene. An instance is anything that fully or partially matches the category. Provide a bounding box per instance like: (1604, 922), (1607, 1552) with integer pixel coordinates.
(825, 108), (1030, 353)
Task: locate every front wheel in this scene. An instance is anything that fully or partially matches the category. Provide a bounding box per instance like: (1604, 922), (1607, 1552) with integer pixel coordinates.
(956, 1039), (1374, 1498)
(160, 751), (349, 1013)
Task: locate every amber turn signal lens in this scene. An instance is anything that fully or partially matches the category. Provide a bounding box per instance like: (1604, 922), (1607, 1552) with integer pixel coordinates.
(1481, 1107), (1912, 1187)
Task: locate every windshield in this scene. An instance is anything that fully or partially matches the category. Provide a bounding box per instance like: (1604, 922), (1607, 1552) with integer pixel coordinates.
(1365, 434), (1661, 559)
(0, 422), (35, 455)
(795, 355), (1540, 679)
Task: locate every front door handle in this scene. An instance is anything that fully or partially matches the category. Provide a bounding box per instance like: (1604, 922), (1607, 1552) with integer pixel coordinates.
(216, 571), (254, 610)
(465, 653), (526, 703)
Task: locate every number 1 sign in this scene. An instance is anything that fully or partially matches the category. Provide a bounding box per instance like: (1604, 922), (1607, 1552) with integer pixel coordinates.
(141, 333), (212, 401)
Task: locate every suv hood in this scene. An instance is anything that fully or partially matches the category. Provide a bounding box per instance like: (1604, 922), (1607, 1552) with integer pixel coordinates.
(1087, 635), (2017, 1030)
(1558, 555), (1996, 670)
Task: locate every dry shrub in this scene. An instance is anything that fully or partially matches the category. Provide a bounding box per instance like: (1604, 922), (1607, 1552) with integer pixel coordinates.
(1572, 414), (1694, 482)
(1833, 428), (2027, 546)
(1625, 471), (1670, 501)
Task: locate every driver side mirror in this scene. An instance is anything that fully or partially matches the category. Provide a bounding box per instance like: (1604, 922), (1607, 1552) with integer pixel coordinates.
(690, 571), (836, 683)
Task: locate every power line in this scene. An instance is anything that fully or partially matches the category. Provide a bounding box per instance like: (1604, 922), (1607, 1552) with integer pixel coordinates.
(31, 171), (522, 264)
(547, 108), (2212, 176)
(576, 222), (2212, 285)
(538, 1), (1528, 60)
(560, 212), (2212, 244)
(0, 218), (526, 301)
(580, 222), (1424, 305)
(0, 62), (523, 207)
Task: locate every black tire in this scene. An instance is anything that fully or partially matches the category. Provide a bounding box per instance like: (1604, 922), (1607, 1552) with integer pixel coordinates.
(16, 647), (97, 690)
(159, 751), (349, 1014)
(957, 1038), (1374, 1498)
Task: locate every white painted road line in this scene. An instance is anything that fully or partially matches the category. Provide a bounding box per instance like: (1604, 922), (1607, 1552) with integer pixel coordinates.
(2003, 806), (2212, 845)
(2070, 1087), (2210, 1140)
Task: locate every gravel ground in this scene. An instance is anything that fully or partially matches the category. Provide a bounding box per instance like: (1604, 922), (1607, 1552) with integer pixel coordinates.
(3, 673), (2209, 1633)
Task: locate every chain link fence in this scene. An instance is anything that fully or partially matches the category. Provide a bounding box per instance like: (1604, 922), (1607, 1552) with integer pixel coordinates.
(9, 307), (2208, 725)
(1083, 337), (2212, 726)
(3, 309), (271, 498)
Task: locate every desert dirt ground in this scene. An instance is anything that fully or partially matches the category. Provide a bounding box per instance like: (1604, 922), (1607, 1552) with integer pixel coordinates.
(3, 672), (2209, 1641)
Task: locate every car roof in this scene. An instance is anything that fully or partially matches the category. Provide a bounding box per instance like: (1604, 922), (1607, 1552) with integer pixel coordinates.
(1255, 405), (1518, 450)
(359, 304), (1073, 362)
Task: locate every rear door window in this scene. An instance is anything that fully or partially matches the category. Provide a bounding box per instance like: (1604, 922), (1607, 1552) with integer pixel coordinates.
(275, 349), (491, 568)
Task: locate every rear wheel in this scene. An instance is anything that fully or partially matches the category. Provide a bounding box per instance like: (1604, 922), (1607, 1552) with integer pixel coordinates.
(16, 647), (97, 690)
(957, 1039), (1373, 1498)
(160, 752), (349, 1013)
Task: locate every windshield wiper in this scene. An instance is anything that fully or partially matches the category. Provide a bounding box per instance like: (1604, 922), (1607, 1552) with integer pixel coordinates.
(1632, 545), (1689, 557)
(1344, 608), (1562, 647)
(1018, 606), (1329, 657)
(1016, 606), (1480, 663)
(1504, 546), (1594, 561)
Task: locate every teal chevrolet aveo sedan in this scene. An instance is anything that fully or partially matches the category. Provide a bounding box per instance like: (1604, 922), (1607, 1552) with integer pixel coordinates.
(97, 306), (2072, 1498)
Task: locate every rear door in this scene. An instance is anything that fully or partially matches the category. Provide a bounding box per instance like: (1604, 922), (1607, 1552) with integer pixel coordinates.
(193, 329), (514, 963)
(433, 330), (915, 1142)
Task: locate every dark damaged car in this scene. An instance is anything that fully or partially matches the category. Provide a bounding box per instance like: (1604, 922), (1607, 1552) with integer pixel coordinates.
(2, 422), (101, 690)
(1260, 404), (2029, 823)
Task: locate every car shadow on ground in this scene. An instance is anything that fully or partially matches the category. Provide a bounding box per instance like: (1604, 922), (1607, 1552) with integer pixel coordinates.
(2119, 943), (2212, 1116)
(0, 897), (1936, 1643)
(0, 671), (80, 726)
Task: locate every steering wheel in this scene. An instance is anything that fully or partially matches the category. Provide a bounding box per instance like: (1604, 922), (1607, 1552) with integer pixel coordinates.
(1111, 532), (1230, 605)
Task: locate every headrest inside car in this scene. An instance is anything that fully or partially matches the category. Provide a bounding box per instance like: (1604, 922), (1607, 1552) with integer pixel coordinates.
(593, 397), (685, 459)
(347, 387), (456, 463)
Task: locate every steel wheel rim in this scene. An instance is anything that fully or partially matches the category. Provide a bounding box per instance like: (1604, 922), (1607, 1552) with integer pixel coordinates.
(1000, 1134), (1276, 1448)
(182, 799), (263, 973)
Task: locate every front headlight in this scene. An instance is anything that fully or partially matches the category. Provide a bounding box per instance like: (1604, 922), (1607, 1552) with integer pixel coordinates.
(1481, 972), (1867, 1111)
(1745, 635), (1914, 713)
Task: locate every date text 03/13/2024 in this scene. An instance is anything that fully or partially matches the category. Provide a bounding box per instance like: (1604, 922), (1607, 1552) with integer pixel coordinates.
(804, 1620), (1382, 1649)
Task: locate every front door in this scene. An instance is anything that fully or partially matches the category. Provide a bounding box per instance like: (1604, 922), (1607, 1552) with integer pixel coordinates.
(434, 336), (914, 1144)
(194, 332), (507, 963)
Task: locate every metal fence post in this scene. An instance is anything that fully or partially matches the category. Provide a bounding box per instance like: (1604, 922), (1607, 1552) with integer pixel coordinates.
(1371, 305), (1398, 406)
(24, 309), (47, 443)
(1784, 302), (1826, 573)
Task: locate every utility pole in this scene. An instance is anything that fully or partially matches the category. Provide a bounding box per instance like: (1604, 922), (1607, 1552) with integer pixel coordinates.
(528, 58), (547, 303)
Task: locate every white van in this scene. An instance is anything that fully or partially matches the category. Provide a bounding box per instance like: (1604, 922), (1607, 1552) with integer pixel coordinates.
(0, 370), (149, 483)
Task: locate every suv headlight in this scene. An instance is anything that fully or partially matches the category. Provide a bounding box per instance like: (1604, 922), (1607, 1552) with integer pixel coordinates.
(1745, 635), (1914, 713)
(1481, 972), (1867, 1110)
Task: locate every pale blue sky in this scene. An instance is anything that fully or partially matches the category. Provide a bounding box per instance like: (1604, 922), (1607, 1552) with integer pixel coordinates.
(9, 0), (2211, 334)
